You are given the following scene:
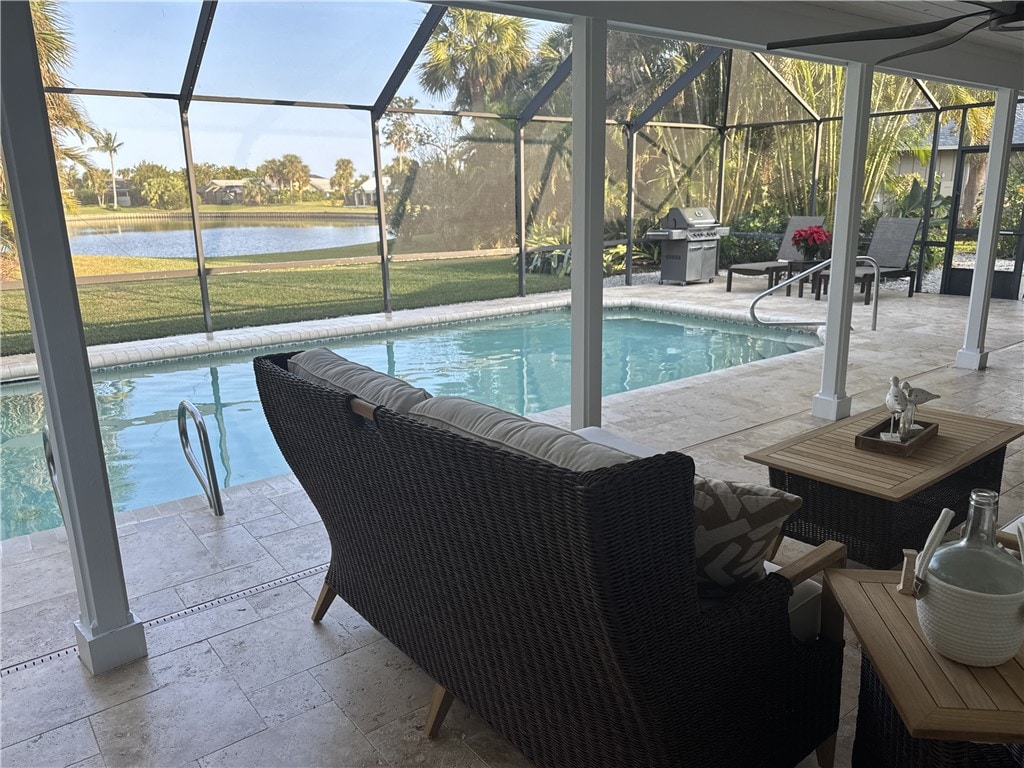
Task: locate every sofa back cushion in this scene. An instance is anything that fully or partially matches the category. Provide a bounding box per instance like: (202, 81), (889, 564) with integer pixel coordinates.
(288, 348), (432, 414)
(408, 396), (635, 472)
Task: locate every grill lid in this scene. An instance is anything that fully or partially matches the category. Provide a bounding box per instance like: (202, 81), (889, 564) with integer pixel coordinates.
(661, 206), (719, 229)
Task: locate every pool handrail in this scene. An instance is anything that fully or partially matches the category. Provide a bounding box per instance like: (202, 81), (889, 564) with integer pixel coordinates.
(177, 400), (224, 517)
(42, 428), (65, 519)
(748, 257), (879, 332)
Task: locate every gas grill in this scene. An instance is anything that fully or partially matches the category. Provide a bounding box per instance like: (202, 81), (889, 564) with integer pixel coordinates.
(646, 206), (723, 285)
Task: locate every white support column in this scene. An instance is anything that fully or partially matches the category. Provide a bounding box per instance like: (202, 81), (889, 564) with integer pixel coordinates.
(0, 2), (146, 674)
(955, 87), (1019, 371)
(811, 61), (873, 421)
(569, 16), (606, 430)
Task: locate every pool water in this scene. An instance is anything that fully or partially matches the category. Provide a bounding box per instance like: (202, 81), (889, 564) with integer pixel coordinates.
(0, 309), (818, 539)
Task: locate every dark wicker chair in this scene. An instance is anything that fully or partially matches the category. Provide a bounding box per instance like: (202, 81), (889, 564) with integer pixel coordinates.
(254, 352), (846, 768)
(726, 216), (826, 293)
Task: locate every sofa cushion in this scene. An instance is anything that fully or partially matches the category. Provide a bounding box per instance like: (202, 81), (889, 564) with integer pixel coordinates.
(408, 397), (635, 472)
(693, 477), (801, 593)
(573, 426), (660, 458)
(288, 348), (432, 414)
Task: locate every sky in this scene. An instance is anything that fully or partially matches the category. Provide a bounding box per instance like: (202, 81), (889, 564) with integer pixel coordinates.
(61, 1), (448, 178)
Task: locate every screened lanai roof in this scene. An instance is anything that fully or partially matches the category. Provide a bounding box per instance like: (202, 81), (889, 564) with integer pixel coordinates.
(475, 1), (1024, 90)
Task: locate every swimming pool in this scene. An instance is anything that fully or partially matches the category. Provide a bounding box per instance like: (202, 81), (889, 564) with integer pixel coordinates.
(0, 309), (819, 539)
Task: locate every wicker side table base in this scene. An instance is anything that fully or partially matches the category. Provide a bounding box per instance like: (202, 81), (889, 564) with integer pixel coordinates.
(770, 448), (1006, 568)
(852, 657), (1023, 768)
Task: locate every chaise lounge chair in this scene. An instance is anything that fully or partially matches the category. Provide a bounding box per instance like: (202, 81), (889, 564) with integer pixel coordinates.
(815, 217), (921, 305)
(726, 215), (827, 294)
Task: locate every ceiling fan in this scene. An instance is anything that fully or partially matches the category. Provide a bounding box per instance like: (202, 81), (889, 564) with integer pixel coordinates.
(765, 2), (1024, 64)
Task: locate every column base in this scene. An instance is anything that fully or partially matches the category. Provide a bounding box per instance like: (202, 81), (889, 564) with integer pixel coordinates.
(811, 393), (852, 421)
(955, 348), (988, 370)
(74, 613), (148, 675)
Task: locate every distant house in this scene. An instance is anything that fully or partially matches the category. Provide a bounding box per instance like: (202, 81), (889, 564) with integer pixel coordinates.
(104, 178), (131, 207)
(352, 176), (389, 206)
(892, 102), (1024, 199)
(199, 179), (246, 204)
(307, 175), (332, 197)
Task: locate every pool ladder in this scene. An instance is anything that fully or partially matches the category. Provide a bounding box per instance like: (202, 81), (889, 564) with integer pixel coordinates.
(42, 429), (64, 518)
(178, 400), (224, 517)
(42, 402), (224, 521)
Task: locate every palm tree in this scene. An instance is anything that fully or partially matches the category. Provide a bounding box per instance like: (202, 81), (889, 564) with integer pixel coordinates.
(331, 158), (355, 204)
(31, 0), (94, 160)
(418, 9), (530, 113)
(382, 97), (419, 173)
(256, 159), (287, 198)
(1, 0), (95, 272)
(91, 130), (123, 208)
(242, 178), (268, 205)
(281, 154), (310, 195)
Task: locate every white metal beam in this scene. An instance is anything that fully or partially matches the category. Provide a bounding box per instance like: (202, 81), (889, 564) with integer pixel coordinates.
(569, 16), (606, 430)
(811, 61), (873, 421)
(955, 87), (1019, 371)
(0, 2), (146, 674)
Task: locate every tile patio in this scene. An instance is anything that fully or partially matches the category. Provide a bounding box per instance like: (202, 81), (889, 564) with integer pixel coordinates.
(1, 276), (1022, 767)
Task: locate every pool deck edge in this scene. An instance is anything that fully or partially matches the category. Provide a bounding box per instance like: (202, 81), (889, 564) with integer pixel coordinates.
(0, 288), (810, 382)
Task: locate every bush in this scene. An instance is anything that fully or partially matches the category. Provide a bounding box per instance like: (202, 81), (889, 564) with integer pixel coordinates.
(730, 204), (790, 235)
(719, 234), (782, 268)
(76, 190), (99, 206)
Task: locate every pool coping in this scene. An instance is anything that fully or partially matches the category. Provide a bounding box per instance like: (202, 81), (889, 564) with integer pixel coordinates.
(0, 289), (816, 383)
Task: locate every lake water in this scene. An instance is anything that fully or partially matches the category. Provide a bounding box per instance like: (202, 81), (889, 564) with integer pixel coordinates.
(66, 219), (380, 258)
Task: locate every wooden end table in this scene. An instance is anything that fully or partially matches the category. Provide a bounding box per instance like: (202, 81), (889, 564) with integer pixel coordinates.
(825, 569), (1024, 767)
(745, 406), (1024, 568)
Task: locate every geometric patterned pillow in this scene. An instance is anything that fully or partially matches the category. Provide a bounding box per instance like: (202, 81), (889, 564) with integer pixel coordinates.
(693, 476), (802, 595)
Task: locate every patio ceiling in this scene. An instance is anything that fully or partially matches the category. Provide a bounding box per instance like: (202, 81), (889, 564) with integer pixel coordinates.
(469, 1), (1024, 90)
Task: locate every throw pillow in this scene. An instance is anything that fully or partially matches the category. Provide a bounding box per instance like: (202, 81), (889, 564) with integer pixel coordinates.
(288, 348), (432, 414)
(693, 476), (801, 594)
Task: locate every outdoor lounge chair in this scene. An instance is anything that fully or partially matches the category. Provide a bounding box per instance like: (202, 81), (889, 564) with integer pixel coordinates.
(726, 215), (825, 293)
(815, 217), (921, 305)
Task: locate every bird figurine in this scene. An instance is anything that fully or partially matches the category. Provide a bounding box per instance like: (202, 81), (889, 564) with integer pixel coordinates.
(885, 376), (907, 437)
(900, 381), (940, 438)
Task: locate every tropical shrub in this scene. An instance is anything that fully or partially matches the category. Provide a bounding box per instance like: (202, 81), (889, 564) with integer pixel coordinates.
(142, 176), (188, 210)
(718, 234), (783, 268)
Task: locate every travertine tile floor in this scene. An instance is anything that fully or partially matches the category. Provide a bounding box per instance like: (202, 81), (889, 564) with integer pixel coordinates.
(1, 277), (1022, 767)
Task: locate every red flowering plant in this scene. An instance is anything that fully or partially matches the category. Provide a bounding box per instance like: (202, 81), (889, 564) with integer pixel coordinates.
(791, 225), (831, 260)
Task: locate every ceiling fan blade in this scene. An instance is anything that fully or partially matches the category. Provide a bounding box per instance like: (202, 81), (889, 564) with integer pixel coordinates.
(963, 1), (1018, 11)
(876, 18), (992, 64)
(766, 10), (988, 50)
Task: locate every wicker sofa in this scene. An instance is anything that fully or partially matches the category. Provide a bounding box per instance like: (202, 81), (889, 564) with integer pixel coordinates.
(254, 351), (846, 768)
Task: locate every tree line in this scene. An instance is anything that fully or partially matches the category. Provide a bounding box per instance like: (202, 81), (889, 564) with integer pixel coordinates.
(64, 154), (368, 210)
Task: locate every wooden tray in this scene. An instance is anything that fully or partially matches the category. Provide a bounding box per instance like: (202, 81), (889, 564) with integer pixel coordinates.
(855, 418), (938, 457)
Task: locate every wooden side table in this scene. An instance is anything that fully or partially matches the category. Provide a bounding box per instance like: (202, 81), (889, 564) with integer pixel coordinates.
(745, 407), (1024, 567)
(825, 569), (1024, 767)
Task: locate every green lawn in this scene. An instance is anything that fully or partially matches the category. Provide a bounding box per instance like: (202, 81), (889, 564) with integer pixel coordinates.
(68, 242), (388, 275)
(0, 255), (570, 356)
